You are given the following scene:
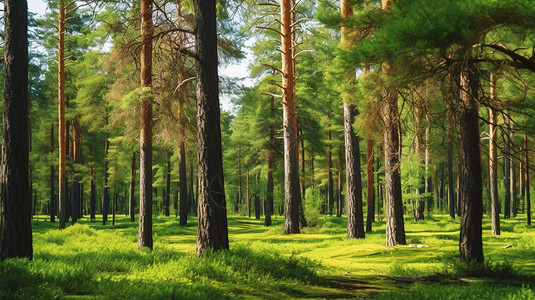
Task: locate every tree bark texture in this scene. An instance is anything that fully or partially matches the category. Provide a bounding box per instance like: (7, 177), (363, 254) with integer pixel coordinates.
(0, 0), (32, 260)
(138, 0), (153, 250)
(382, 84), (406, 246)
(344, 103), (365, 239)
(281, 0), (301, 234)
(194, 0), (229, 256)
(459, 62), (483, 264)
(58, 0), (67, 230)
(489, 73), (500, 235)
(381, 0), (405, 247)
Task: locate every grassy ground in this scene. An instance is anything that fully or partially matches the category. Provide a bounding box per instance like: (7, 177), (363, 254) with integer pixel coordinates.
(1, 213), (534, 299)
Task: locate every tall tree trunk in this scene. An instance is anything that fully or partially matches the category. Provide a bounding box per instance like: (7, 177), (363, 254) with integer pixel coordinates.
(58, 0), (67, 230)
(344, 103), (365, 238)
(129, 152), (136, 222)
(366, 140), (375, 232)
(179, 140), (188, 225)
(194, 0), (229, 256)
(265, 97), (275, 227)
(138, 0), (153, 250)
(381, 0), (405, 247)
(459, 61), (483, 264)
(489, 73), (500, 234)
(0, 0), (32, 259)
(340, 0), (364, 235)
(50, 123), (55, 222)
(525, 134), (531, 226)
(382, 84), (405, 246)
(281, 0), (301, 234)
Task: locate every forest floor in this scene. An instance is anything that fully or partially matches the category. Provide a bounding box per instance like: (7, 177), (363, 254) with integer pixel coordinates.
(1, 213), (535, 299)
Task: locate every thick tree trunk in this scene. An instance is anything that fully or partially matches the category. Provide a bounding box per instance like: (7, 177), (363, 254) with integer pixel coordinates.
(138, 0), (153, 250)
(281, 0), (301, 234)
(366, 140), (375, 232)
(129, 152), (136, 222)
(381, 0), (405, 246)
(0, 0), (32, 259)
(525, 134), (531, 226)
(58, 0), (67, 230)
(489, 74), (500, 234)
(194, 0), (229, 256)
(50, 123), (55, 222)
(179, 140), (188, 225)
(382, 86), (406, 246)
(344, 103), (365, 238)
(459, 62), (483, 264)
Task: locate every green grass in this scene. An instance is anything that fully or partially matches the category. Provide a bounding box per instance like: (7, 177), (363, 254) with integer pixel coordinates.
(1, 213), (535, 299)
